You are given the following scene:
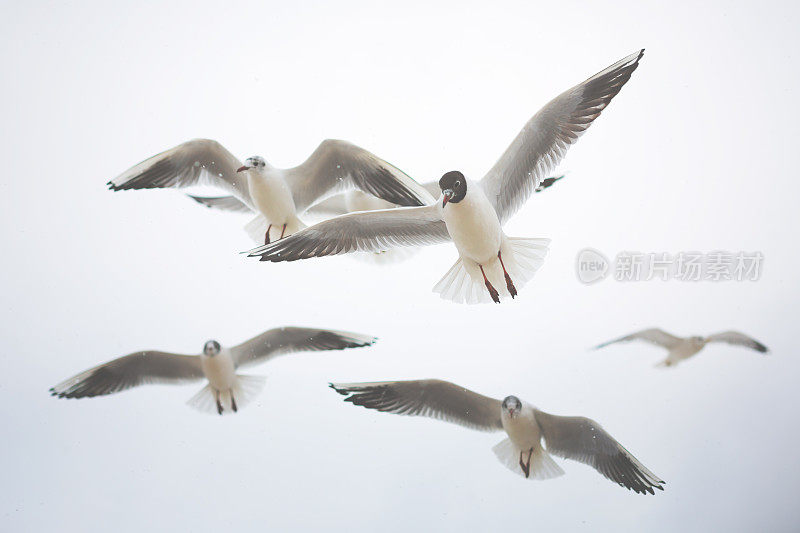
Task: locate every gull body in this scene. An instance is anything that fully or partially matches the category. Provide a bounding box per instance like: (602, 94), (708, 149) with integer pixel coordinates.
(331, 380), (664, 494)
(595, 328), (769, 367)
(245, 165), (301, 240)
(441, 179), (502, 265)
(246, 51), (645, 304)
(200, 345), (237, 392)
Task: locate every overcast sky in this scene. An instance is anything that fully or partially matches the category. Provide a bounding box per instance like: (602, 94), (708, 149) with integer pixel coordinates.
(3, 1), (799, 531)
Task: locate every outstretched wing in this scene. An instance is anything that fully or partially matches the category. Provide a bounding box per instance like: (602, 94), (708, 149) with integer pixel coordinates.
(481, 50), (644, 224)
(50, 351), (204, 399)
(244, 205), (449, 262)
(231, 327), (376, 369)
(595, 328), (682, 350)
(330, 379), (504, 432)
(285, 139), (433, 213)
(534, 409), (665, 495)
(108, 139), (253, 207)
(706, 331), (768, 353)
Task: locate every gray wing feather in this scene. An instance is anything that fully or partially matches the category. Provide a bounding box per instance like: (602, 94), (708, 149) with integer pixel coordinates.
(285, 140), (432, 213)
(187, 195), (252, 213)
(481, 50), (644, 224)
(535, 409), (665, 495)
(50, 351), (204, 399)
(244, 205), (449, 262)
(107, 139), (252, 207)
(705, 331), (768, 353)
(330, 379), (504, 432)
(595, 328), (682, 350)
(231, 327), (376, 369)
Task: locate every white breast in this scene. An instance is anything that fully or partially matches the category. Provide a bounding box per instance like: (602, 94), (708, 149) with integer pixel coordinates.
(248, 170), (297, 224)
(501, 405), (542, 450)
(441, 182), (503, 264)
(201, 350), (237, 390)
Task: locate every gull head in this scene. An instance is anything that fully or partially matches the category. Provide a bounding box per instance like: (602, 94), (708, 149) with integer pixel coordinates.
(203, 340), (221, 357)
(237, 156), (267, 173)
(689, 335), (706, 347)
(501, 395), (523, 419)
(439, 170), (467, 207)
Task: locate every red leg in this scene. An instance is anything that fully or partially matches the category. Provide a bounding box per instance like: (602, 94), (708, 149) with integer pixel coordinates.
(279, 223), (287, 239)
(264, 224), (272, 245)
(497, 251), (517, 299)
(480, 265), (500, 303)
(215, 390), (223, 415)
(519, 449), (532, 478)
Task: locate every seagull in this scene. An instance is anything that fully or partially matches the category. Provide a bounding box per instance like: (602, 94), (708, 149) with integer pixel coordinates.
(330, 379), (664, 494)
(107, 139), (433, 244)
(245, 50), (644, 304)
(594, 328), (769, 367)
(50, 327), (376, 415)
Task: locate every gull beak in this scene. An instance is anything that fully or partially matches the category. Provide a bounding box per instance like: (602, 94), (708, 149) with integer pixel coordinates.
(236, 165), (249, 173)
(442, 189), (453, 208)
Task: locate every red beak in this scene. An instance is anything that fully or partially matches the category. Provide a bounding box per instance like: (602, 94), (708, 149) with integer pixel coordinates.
(236, 165), (249, 173)
(442, 190), (453, 208)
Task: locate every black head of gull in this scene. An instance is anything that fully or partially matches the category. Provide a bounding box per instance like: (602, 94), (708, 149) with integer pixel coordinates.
(439, 170), (467, 207)
(501, 395), (522, 418)
(203, 340), (221, 357)
(237, 155), (267, 173)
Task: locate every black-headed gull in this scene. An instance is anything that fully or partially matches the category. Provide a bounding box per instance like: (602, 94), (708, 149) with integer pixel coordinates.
(594, 328), (769, 367)
(245, 51), (644, 304)
(331, 379), (664, 494)
(107, 139), (433, 244)
(51, 327), (376, 415)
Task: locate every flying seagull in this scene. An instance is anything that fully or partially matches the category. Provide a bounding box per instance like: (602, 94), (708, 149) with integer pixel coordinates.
(245, 50), (644, 304)
(330, 379), (664, 494)
(51, 327), (376, 415)
(107, 139), (433, 244)
(594, 328), (769, 367)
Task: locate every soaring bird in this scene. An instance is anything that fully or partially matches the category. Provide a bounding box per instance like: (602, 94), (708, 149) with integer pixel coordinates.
(595, 328), (769, 367)
(107, 139), (433, 244)
(331, 379), (664, 494)
(245, 51), (644, 304)
(51, 327), (376, 415)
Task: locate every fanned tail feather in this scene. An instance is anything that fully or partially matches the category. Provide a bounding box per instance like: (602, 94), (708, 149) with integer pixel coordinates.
(492, 438), (565, 480)
(186, 375), (266, 415)
(432, 237), (550, 304)
(244, 215), (306, 244)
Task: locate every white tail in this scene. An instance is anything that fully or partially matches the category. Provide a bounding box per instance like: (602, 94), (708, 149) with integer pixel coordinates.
(186, 375), (267, 415)
(432, 237), (550, 304)
(492, 438), (565, 480)
(244, 215), (306, 245)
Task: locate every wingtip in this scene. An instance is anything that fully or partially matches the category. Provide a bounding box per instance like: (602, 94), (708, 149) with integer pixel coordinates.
(329, 383), (349, 396)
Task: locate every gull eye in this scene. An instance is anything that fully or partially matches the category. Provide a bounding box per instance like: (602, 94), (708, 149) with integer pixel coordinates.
(455, 181), (461, 188)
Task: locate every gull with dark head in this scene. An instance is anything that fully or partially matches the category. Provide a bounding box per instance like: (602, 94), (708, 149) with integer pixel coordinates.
(595, 328), (769, 367)
(107, 138), (432, 244)
(245, 50), (644, 303)
(331, 379), (664, 494)
(51, 327), (376, 415)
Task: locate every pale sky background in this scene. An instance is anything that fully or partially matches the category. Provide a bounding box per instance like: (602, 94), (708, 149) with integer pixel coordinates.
(2, 1), (799, 531)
